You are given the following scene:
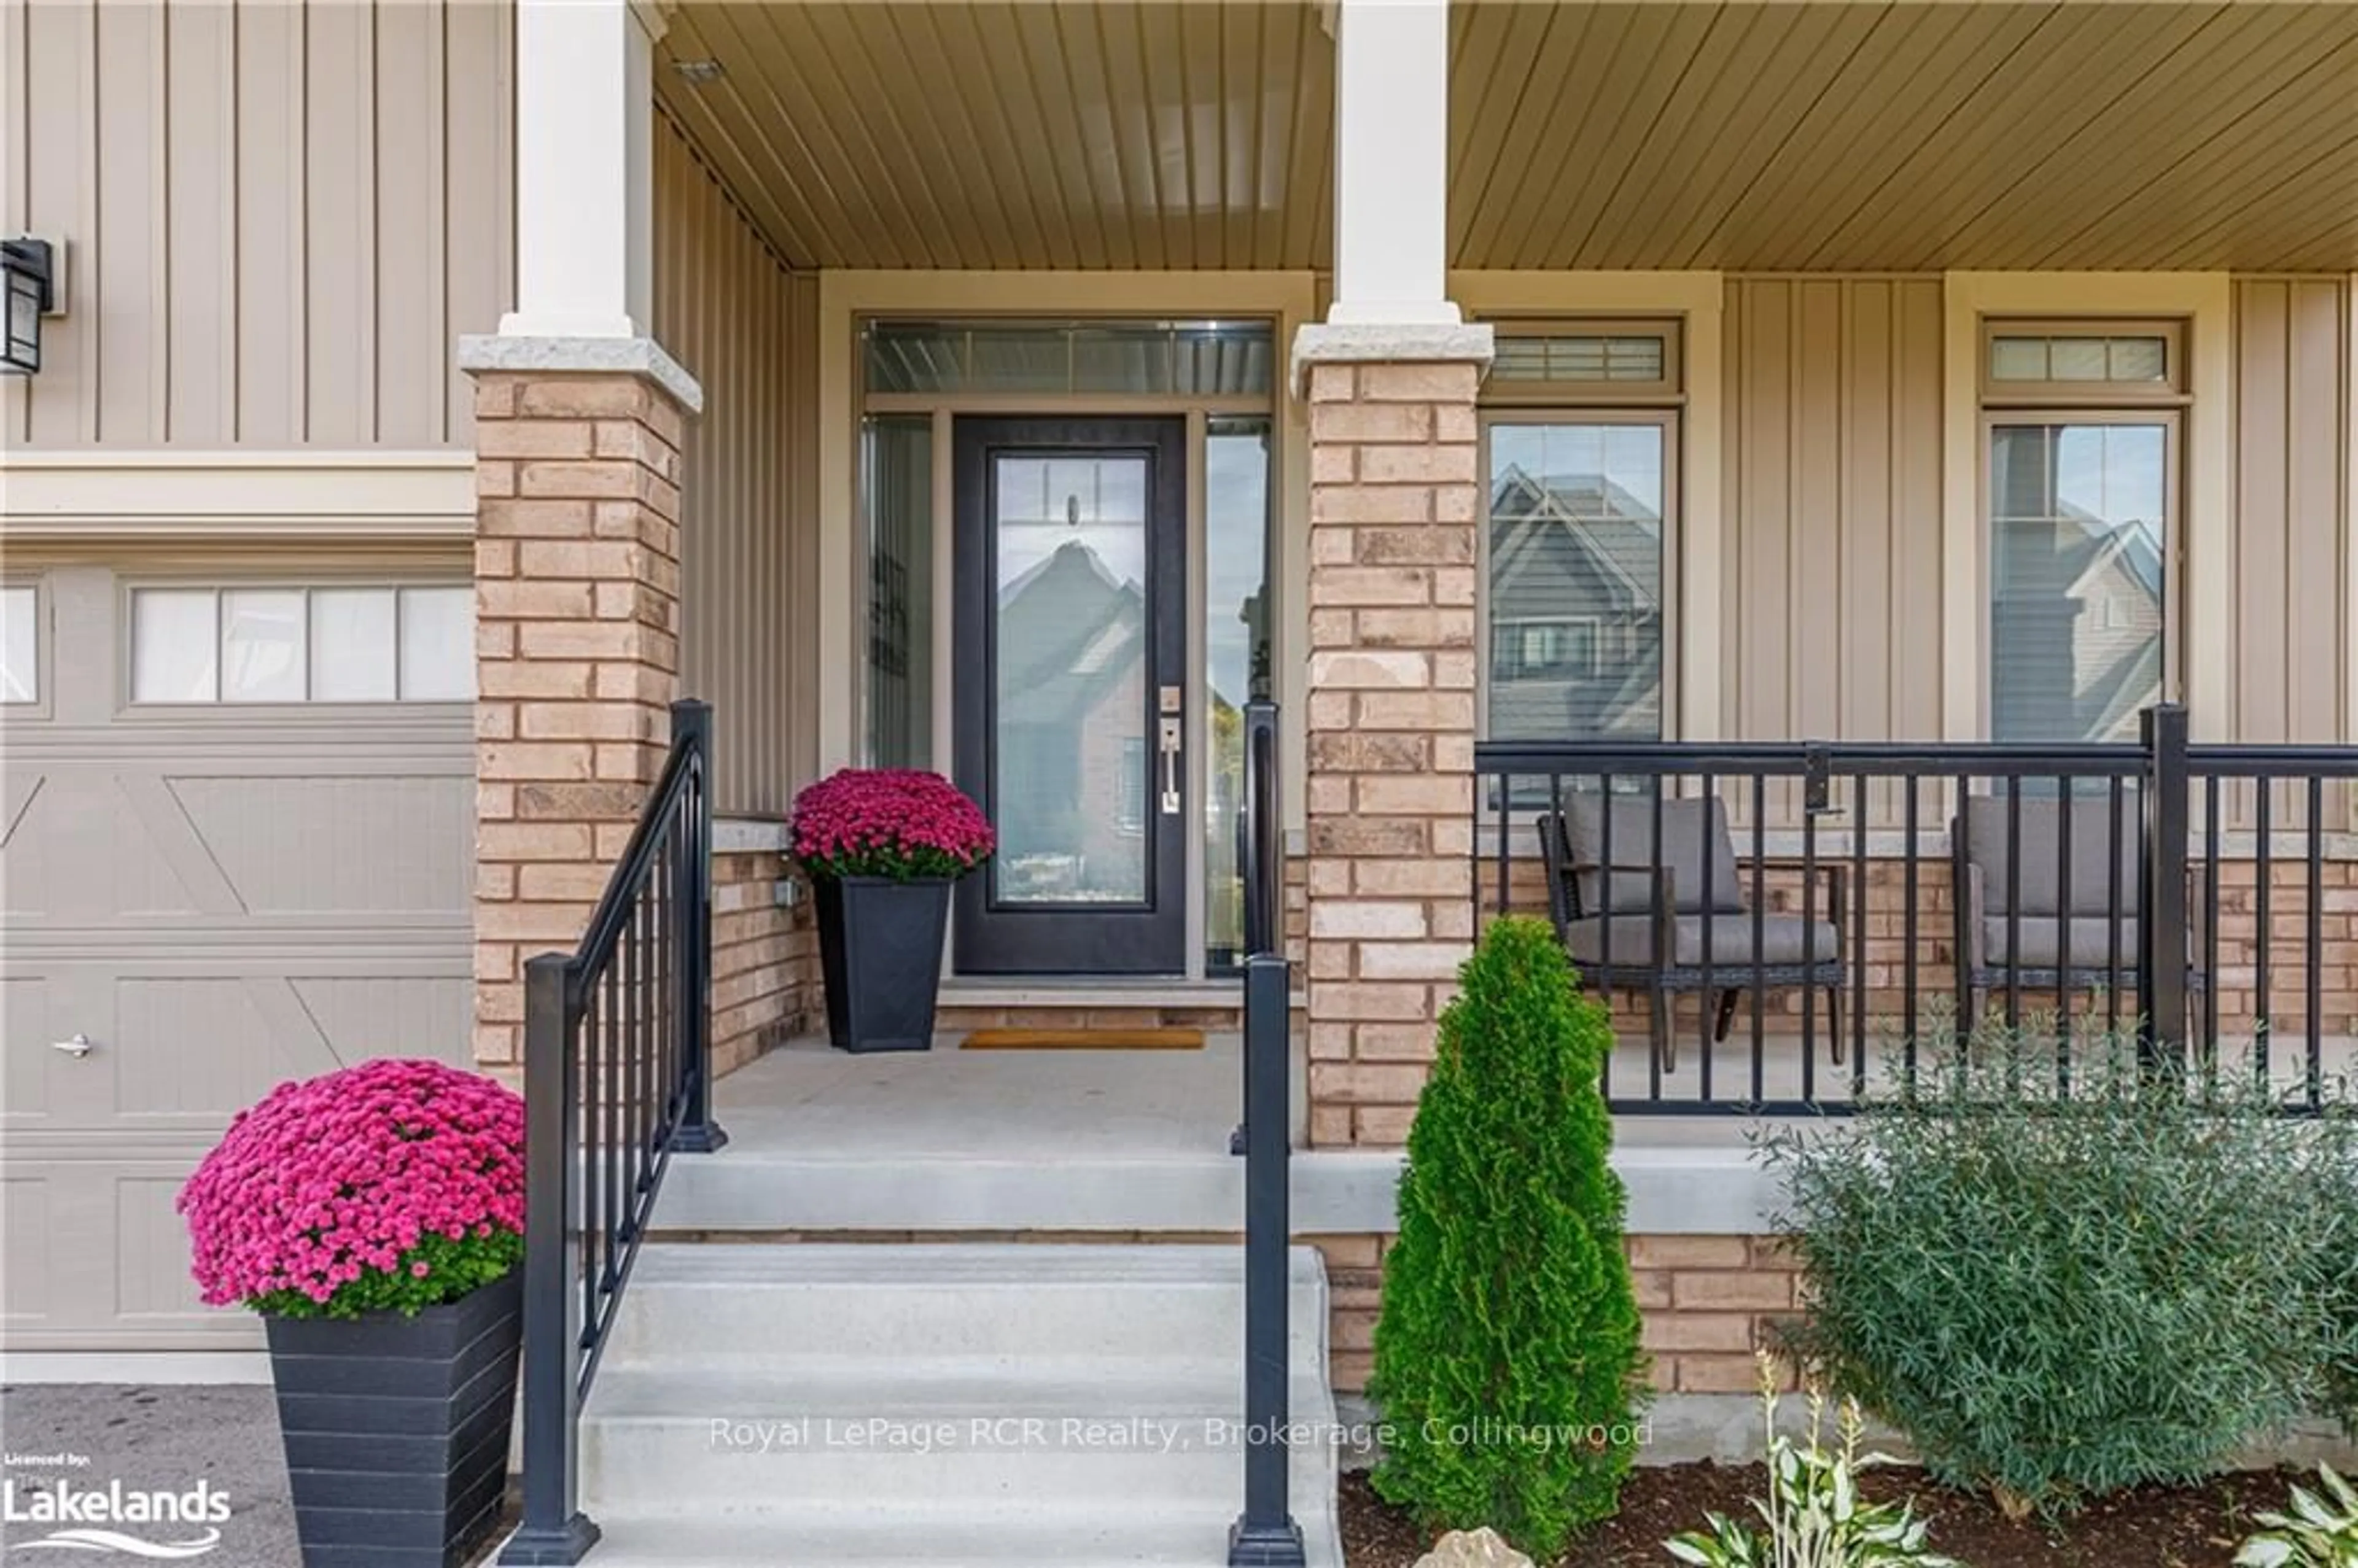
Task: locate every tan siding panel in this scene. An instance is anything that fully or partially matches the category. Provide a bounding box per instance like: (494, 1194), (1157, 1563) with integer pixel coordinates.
(654, 112), (817, 817)
(1722, 278), (1946, 759)
(6, 0), (510, 451)
(2233, 278), (2351, 745)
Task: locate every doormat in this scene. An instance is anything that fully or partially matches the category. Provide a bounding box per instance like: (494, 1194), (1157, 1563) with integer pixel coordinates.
(959, 1027), (1206, 1051)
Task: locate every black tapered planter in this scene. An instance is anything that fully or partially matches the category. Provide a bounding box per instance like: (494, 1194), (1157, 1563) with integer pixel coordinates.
(815, 874), (952, 1052)
(263, 1270), (521, 1568)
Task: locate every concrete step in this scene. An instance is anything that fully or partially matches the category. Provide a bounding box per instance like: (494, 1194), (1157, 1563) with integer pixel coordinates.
(582, 1365), (1337, 1512)
(573, 1504), (1324, 1567)
(603, 1243), (1328, 1366)
(567, 1243), (1344, 1567)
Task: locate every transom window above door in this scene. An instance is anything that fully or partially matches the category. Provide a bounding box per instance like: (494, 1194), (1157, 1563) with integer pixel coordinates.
(863, 319), (1274, 397)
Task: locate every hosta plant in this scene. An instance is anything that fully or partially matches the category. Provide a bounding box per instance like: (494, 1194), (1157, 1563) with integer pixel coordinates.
(179, 1058), (524, 1319)
(2236, 1465), (2358, 1568)
(789, 768), (995, 881)
(1665, 1356), (1956, 1568)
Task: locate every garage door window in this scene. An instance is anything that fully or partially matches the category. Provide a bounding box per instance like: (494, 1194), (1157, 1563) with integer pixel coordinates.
(1, 586), (36, 702)
(131, 586), (473, 704)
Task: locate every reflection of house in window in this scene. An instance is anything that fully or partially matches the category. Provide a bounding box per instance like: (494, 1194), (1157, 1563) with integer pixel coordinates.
(1988, 422), (2167, 744)
(994, 539), (1148, 902)
(1492, 618), (1600, 681)
(1485, 464), (1663, 741)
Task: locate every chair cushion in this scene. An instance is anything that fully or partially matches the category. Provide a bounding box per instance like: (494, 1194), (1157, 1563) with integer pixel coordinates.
(1958, 794), (2141, 917)
(1980, 915), (2140, 974)
(1565, 913), (1842, 971)
(1563, 794), (1741, 916)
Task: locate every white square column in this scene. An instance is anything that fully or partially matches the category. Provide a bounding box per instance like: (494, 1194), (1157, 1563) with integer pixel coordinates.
(1327, 0), (1458, 328)
(499, 0), (660, 340)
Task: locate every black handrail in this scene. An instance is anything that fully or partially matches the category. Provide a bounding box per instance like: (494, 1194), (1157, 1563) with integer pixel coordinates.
(1475, 704), (2358, 1116)
(500, 700), (728, 1567)
(1230, 696), (1305, 1567)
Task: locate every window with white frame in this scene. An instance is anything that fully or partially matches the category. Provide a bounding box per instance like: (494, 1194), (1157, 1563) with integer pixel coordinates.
(1983, 322), (2182, 743)
(1481, 325), (1678, 743)
(1, 585), (37, 702)
(130, 585), (474, 704)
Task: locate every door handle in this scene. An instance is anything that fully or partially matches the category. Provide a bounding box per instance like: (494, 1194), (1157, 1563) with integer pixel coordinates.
(51, 1033), (93, 1059)
(1158, 716), (1183, 815)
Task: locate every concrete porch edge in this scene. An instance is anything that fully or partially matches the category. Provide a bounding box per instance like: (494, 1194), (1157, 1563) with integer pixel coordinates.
(650, 1143), (1784, 1237)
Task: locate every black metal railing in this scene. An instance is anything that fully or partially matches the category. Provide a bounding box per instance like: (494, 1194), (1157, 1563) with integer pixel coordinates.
(501, 700), (728, 1567)
(1230, 697), (1305, 1567)
(1475, 704), (2358, 1116)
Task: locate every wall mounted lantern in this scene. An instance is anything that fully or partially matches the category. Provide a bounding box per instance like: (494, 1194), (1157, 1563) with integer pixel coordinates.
(3, 238), (57, 375)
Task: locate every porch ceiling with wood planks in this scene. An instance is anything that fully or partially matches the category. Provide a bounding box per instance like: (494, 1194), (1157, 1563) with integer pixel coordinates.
(656, 1), (2358, 275)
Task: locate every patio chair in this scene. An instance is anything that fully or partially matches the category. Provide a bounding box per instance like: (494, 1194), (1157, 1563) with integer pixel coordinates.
(1950, 793), (2208, 1040)
(1538, 794), (1845, 1073)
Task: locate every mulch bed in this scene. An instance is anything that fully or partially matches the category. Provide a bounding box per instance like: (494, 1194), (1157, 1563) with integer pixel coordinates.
(1341, 1464), (2299, 1567)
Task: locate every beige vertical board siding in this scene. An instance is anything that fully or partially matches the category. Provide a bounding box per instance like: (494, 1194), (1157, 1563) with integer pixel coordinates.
(2233, 279), (2351, 745)
(1722, 278), (1944, 827)
(653, 111), (819, 818)
(2227, 278), (2353, 835)
(1, 0), (511, 450)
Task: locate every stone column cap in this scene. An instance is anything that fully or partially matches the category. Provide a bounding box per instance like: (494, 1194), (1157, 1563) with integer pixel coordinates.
(458, 333), (704, 416)
(1290, 320), (1496, 395)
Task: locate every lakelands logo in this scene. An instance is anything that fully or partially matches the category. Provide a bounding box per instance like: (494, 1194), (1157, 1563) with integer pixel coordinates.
(2, 1477), (230, 1559)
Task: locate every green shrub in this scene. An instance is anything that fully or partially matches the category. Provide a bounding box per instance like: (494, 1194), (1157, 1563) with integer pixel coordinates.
(1765, 1030), (2358, 1518)
(1369, 915), (1648, 1558)
(1665, 1355), (1957, 1568)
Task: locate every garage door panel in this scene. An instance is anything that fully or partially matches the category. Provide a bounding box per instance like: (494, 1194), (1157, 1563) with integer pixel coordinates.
(2, 976), (58, 1120)
(112, 977), (344, 1123)
(2, 1174), (55, 1324)
(115, 1174), (227, 1329)
(1, 1157), (262, 1349)
(2, 564), (471, 1354)
(170, 774), (473, 914)
(291, 976), (469, 1066)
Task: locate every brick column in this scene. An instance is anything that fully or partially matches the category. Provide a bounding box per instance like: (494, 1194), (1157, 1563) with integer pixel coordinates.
(1297, 331), (1492, 1146)
(460, 344), (701, 1078)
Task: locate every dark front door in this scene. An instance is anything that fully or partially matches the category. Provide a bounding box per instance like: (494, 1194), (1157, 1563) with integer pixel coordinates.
(952, 417), (1188, 974)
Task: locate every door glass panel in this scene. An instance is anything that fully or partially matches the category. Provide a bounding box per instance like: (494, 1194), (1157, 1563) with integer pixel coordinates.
(992, 453), (1150, 906)
(1989, 422), (2167, 742)
(1204, 417), (1272, 970)
(1485, 422), (1666, 742)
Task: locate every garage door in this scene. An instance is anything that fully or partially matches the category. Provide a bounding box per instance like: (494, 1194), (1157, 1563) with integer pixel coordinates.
(2, 564), (473, 1353)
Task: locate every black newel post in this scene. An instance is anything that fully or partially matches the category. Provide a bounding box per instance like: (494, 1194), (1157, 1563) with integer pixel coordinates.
(2139, 702), (2191, 1074)
(500, 955), (599, 1566)
(1229, 951), (1306, 1567)
(669, 699), (728, 1153)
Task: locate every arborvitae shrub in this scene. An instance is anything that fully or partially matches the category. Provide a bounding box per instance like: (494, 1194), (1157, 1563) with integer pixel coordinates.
(1369, 915), (1648, 1558)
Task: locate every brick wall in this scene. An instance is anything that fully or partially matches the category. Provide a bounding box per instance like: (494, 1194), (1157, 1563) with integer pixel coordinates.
(471, 370), (690, 1080)
(1313, 1232), (1801, 1397)
(711, 851), (815, 1076)
(1300, 357), (1486, 1149)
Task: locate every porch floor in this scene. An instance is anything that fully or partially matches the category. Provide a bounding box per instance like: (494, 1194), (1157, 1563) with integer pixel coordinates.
(697, 1030), (1255, 1163)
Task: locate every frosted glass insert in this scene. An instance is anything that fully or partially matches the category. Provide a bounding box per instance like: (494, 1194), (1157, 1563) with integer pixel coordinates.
(133, 591), (221, 703)
(399, 588), (475, 700)
(310, 589), (398, 701)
